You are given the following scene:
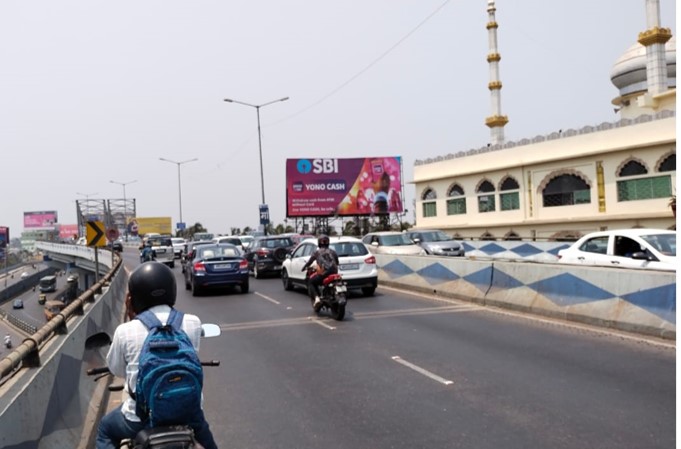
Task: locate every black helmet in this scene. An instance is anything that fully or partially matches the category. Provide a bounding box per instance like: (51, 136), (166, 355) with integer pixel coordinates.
(317, 235), (330, 248)
(128, 262), (176, 314)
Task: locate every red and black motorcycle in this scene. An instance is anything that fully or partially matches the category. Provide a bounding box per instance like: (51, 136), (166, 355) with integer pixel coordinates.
(306, 267), (347, 321)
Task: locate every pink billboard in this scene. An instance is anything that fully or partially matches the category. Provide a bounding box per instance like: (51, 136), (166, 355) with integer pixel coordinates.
(24, 211), (58, 229)
(59, 224), (79, 240)
(286, 157), (403, 217)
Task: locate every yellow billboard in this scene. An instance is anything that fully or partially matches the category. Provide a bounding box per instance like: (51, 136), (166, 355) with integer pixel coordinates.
(127, 217), (172, 236)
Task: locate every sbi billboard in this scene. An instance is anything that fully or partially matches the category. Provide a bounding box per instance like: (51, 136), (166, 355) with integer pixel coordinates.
(286, 157), (403, 217)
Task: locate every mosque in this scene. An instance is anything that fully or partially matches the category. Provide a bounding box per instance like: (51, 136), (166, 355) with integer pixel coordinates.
(412, 0), (676, 240)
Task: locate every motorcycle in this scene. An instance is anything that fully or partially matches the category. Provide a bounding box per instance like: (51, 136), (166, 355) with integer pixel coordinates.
(87, 323), (221, 449)
(306, 267), (348, 321)
(4, 336), (11, 349)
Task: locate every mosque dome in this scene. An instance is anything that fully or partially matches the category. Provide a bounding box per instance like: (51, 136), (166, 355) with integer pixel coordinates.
(610, 36), (676, 97)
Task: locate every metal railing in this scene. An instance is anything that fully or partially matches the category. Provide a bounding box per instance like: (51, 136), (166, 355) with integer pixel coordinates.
(0, 251), (122, 381)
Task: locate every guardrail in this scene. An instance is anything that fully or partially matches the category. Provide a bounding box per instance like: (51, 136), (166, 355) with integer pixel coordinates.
(0, 244), (121, 381)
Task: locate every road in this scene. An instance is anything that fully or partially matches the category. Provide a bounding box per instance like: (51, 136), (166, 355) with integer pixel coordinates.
(108, 250), (675, 449)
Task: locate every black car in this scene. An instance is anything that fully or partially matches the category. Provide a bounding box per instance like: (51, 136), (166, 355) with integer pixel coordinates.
(243, 236), (296, 278)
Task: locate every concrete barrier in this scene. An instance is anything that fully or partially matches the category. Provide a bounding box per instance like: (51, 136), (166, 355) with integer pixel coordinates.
(376, 255), (675, 339)
(0, 260), (127, 449)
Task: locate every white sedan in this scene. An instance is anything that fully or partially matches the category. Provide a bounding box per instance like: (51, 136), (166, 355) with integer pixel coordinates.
(281, 236), (378, 296)
(557, 228), (676, 271)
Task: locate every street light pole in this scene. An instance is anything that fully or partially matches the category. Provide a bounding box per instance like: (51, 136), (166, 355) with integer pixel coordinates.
(159, 158), (198, 233)
(224, 96), (289, 233)
(110, 180), (137, 241)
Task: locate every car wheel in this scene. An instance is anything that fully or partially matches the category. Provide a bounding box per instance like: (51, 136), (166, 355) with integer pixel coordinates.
(192, 282), (201, 297)
(282, 269), (293, 291)
(185, 277), (191, 290)
(169, 261), (175, 269)
(241, 280), (249, 294)
(362, 287), (376, 297)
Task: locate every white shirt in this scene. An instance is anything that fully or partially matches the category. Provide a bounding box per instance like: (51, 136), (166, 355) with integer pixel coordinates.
(106, 305), (203, 422)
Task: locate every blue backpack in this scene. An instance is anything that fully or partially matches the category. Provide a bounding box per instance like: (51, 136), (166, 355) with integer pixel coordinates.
(134, 308), (204, 428)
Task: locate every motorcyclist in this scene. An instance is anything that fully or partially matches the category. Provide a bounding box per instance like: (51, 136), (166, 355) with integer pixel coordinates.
(95, 262), (217, 449)
(4, 333), (11, 348)
(302, 235), (339, 307)
(140, 241), (154, 263)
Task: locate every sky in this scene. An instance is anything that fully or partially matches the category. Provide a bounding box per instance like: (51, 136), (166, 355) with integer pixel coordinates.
(0, 0), (676, 236)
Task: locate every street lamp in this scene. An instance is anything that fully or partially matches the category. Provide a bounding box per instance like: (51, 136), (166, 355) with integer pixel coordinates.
(224, 96), (289, 233)
(110, 180), (137, 240)
(159, 157), (198, 233)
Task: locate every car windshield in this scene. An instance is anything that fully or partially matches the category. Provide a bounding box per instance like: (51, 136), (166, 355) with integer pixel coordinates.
(149, 237), (171, 247)
(171, 238), (184, 245)
(330, 242), (368, 257)
(381, 234), (414, 246)
(261, 238), (293, 248)
(640, 233), (677, 256)
(419, 231), (452, 242)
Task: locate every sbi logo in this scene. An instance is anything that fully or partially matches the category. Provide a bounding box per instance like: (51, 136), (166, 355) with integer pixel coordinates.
(297, 159), (339, 174)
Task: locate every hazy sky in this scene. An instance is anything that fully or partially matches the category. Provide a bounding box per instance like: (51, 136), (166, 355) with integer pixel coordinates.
(0, 1), (676, 235)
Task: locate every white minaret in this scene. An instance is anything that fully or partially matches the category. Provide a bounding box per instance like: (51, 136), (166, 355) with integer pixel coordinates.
(639, 0), (672, 95)
(484, 0), (508, 145)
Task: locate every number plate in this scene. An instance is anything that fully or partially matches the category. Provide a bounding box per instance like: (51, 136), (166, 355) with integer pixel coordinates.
(214, 264), (233, 270)
(340, 263), (359, 271)
(156, 249), (165, 254)
(335, 285), (347, 293)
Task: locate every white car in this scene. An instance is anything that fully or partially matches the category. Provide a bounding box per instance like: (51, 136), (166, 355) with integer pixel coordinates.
(281, 236), (378, 296)
(361, 231), (426, 256)
(170, 238), (186, 259)
(145, 235), (175, 268)
(557, 229), (676, 271)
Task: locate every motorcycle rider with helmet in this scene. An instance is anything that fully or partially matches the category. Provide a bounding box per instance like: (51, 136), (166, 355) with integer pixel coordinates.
(96, 262), (218, 449)
(301, 235), (339, 308)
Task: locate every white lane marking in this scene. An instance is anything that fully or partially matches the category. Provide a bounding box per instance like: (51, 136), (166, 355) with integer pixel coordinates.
(310, 317), (336, 330)
(254, 292), (281, 305)
(392, 356), (453, 386)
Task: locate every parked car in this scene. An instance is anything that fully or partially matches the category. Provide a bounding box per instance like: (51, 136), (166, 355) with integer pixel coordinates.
(405, 230), (465, 257)
(361, 231), (426, 256)
(557, 229), (676, 271)
(281, 236), (378, 296)
(171, 237), (186, 259)
(181, 241), (214, 273)
(12, 298), (24, 309)
(244, 236), (296, 278)
(183, 243), (249, 296)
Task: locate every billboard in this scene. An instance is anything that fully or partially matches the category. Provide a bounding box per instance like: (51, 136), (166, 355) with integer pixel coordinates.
(24, 211), (58, 229)
(127, 217), (172, 236)
(0, 227), (8, 259)
(58, 224), (79, 240)
(287, 157), (403, 217)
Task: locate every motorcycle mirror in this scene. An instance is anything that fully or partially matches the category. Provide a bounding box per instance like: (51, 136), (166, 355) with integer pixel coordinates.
(201, 324), (221, 338)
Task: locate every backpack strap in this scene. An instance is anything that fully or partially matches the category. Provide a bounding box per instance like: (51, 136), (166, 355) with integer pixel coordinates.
(166, 308), (185, 331)
(136, 310), (163, 330)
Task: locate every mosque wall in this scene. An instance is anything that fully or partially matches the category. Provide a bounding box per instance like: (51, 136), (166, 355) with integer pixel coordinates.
(413, 116), (676, 240)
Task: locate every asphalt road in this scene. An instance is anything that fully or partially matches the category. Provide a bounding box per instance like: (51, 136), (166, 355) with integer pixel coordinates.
(106, 251), (675, 449)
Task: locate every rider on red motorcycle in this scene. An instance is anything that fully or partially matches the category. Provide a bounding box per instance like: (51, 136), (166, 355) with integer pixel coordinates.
(302, 235), (339, 308)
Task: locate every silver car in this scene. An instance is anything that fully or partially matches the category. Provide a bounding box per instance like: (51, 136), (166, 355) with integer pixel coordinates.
(361, 232), (426, 256)
(405, 230), (465, 257)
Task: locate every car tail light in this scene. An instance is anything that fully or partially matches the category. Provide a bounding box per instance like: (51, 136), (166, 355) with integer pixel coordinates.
(193, 261), (206, 272)
(365, 255), (376, 264)
(256, 248), (271, 257)
(239, 259), (248, 269)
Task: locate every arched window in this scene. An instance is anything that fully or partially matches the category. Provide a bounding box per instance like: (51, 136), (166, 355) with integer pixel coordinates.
(480, 232), (495, 241)
(542, 174), (591, 207)
(659, 153), (675, 172)
(421, 188), (437, 218)
(617, 157), (672, 202)
(618, 160), (647, 177)
(504, 231), (521, 241)
(446, 184), (466, 215)
(499, 177), (520, 211)
(477, 180), (496, 213)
